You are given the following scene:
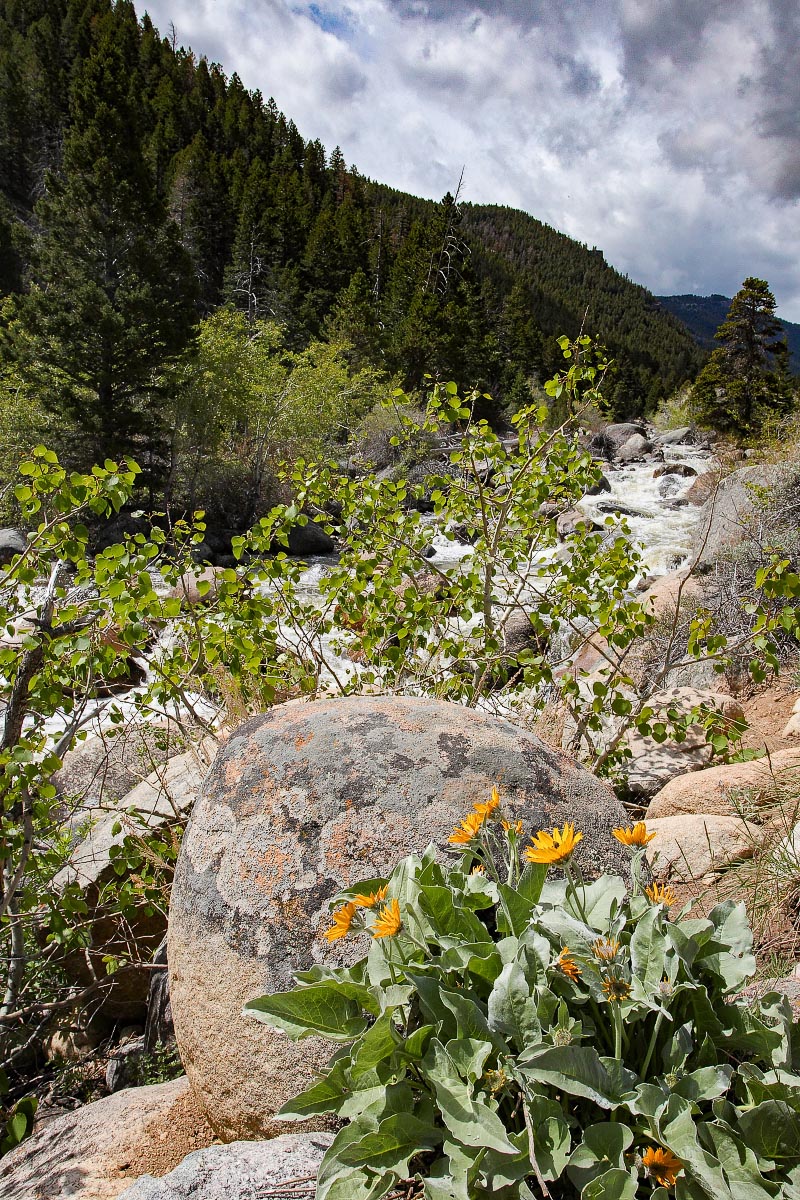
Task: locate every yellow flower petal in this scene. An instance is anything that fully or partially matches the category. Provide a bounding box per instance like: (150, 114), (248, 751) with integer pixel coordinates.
(323, 901), (358, 942)
(524, 822), (583, 865)
(353, 884), (388, 909)
(612, 822), (656, 846)
(642, 1146), (683, 1188)
(372, 898), (402, 939)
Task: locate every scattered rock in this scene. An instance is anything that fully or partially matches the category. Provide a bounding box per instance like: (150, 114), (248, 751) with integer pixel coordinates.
(55, 724), (188, 814)
(647, 747), (800, 819)
(144, 939), (173, 1053)
(275, 519), (335, 557)
(107, 1036), (147, 1094)
(640, 569), (703, 619)
(584, 474), (611, 496)
(657, 476), (682, 498)
(653, 427), (694, 446)
(616, 433), (654, 463)
(595, 500), (653, 519)
(782, 696), (800, 738)
(653, 462), (698, 479)
(647, 813), (754, 880)
(556, 509), (600, 540)
(0, 526), (26, 564)
(168, 695), (631, 1140)
(683, 470), (718, 507)
(167, 567), (227, 609)
(119, 1134), (333, 1200)
(588, 423), (647, 460)
(0, 1077), (212, 1200)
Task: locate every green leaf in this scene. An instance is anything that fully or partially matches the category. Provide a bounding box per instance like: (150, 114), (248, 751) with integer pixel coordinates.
(517, 1045), (634, 1109)
(243, 984), (370, 1041)
(351, 1010), (402, 1079)
(423, 1040), (518, 1155)
(737, 1100), (800, 1161)
(581, 1167), (638, 1200)
(567, 1122), (633, 1193)
(487, 962), (541, 1050)
(337, 1112), (443, 1173)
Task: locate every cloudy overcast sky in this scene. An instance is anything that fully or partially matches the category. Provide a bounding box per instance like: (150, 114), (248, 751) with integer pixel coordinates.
(134, 0), (800, 320)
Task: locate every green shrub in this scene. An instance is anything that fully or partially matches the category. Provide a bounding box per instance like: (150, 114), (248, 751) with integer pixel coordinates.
(247, 798), (800, 1199)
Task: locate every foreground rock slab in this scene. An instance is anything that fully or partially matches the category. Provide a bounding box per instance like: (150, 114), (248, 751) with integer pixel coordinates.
(168, 694), (630, 1141)
(0, 1077), (214, 1200)
(647, 813), (754, 881)
(119, 1133), (333, 1199)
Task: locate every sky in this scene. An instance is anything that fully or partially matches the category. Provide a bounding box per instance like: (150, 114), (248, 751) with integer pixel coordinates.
(135, 0), (800, 321)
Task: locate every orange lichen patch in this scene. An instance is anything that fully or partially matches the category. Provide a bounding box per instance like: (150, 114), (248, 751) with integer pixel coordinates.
(294, 733), (314, 750)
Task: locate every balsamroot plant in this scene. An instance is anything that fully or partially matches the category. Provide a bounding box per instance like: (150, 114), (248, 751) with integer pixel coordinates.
(247, 794), (800, 1199)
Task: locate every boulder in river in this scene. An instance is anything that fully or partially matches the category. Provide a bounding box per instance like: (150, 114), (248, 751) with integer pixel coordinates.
(167, 695), (630, 1140)
(0, 526), (26, 563)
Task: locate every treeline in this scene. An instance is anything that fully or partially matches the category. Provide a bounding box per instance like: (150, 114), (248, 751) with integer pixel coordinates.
(0, 0), (703, 511)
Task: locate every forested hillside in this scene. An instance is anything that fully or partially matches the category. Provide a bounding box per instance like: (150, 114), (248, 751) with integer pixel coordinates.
(659, 293), (800, 372)
(0, 0), (701, 435)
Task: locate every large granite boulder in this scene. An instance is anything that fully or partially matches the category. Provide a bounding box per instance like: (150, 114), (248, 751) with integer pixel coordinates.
(168, 695), (630, 1140)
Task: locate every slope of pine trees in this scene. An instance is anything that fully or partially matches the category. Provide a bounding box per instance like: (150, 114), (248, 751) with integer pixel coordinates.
(0, 0), (703, 443)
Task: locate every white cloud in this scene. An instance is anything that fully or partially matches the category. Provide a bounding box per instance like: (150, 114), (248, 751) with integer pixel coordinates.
(136, 0), (800, 320)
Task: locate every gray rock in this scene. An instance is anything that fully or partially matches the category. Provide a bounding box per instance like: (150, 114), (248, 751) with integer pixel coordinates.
(119, 1134), (333, 1200)
(653, 427), (693, 446)
(277, 519), (335, 557)
(55, 724), (188, 812)
(168, 695), (630, 1140)
(584, 473), (611, 496)
(616, 433), (654, 463)
(694, 463), (798, 567)
(556, 508), (601, 540)
(52, 739), (217, 1020)
(658, 475), (682, 499)
(653, 462), (697, 479)
(595, 500), (653, 518)
(144, 939), (173, 1052)
(588, 423), (647, 460)
(106, 1035), (147, 1093)
(0, 526), (26, 564)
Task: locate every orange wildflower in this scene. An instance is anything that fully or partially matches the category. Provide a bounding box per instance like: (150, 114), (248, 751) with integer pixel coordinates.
(471, 864), (485, 875)
(501, 818), (524, 835)
(645, 883), (678, 908)
(323, 901), (358, 942)
(554, 947), (581, 979)
(353, 884), (388, 909)
(473, 786), (501, 820)
(372, 898), (402, 939)
(592, 937), (620, 962)
(448, 810), (484, 845)
(642, 1146), (683, 1188)
(525, 822), (582, 865)
(612, 822), (656, 846)
(602, 976), (631, 1003)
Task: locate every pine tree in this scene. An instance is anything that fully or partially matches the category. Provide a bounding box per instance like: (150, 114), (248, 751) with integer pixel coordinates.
(6, 12), (197, 473)
(692, 277), (794, 438)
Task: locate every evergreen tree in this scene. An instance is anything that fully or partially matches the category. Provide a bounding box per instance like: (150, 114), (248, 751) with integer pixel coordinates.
(5, 12), (197, 473)
(692, 277), (794, 438)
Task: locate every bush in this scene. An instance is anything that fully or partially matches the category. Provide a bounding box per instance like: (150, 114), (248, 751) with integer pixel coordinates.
(247, 799), (800, 1199)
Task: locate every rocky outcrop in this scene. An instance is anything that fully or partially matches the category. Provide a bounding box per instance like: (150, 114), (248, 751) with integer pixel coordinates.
(588, 423), (647, 460)
(694, 463), (797, 567)
(168, 695), (630, 1141)
(0, 526), (26, 564)
(647, 747), (800, 819)
(167, 567), (227, 609)
(119, 1133), (333, 1200)
(622, 687), (745, 799)
(53, 740), (217, 1019)
(616, 433), (654, 464)
(0, 1078), (213, 1200)
(653, 427), (694, 446)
